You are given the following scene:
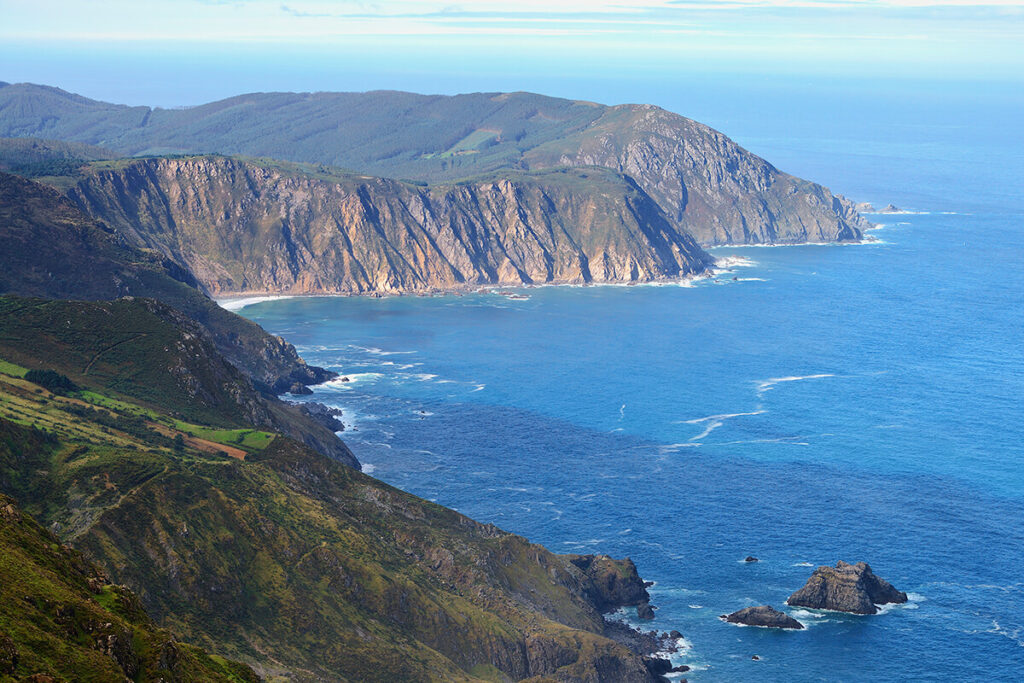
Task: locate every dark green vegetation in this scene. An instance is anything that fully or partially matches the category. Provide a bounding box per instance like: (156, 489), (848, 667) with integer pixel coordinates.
(0, 136), (115, 190)
(0, 489), (260, 682)
(0, 170), (336, 393)
(0, 82), (870, 247)
(0, 172), (357, 465)
(67, 155), (713, 294)
(0, 298), (666, 682)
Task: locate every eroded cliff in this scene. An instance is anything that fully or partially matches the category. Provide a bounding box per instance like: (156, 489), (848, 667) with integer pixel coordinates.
(69, 156), (714, 295)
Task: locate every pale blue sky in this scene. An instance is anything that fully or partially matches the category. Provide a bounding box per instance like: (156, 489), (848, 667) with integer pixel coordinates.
(1, 0), (1022, 107)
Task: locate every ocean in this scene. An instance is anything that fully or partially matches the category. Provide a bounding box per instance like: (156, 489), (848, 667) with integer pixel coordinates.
(233, 82), (1024, 681)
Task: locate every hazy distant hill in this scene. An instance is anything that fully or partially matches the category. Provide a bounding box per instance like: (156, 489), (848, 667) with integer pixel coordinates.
(0, 83), (870, 246)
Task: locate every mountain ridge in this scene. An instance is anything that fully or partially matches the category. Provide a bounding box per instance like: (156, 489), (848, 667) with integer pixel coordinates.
(0, 83), (871, 247)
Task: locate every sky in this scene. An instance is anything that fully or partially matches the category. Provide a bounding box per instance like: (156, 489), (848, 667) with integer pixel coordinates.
(1, 0), (1022, 108)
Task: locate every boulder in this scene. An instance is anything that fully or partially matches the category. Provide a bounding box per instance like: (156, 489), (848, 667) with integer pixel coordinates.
(721, 605), (803, 630)
(744, 556), (759, 563)
(637, 601), (655, 620)
(787, 561), (907, 614)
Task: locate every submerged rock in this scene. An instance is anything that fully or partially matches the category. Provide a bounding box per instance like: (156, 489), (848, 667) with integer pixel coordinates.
(786, 561), (908, 614)
(721, 605), (804, 630)
(744, 556), (759, 563)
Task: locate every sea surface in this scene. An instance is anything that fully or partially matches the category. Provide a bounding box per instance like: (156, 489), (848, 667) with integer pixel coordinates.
(234, 85), (1024, 681)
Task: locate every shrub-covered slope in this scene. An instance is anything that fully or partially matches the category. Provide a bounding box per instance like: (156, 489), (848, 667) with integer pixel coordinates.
(0, 487), (259, 682)
(0, 173), (357, 465)
(0, 303), (668, 682)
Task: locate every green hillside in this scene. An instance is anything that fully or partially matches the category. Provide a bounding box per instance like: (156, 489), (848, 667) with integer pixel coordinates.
(0, 296), (669, 682)
(0, 485), (258, 682)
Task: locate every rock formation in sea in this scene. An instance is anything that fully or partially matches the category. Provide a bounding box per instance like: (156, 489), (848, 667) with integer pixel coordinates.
(721, 605), (804, 629)
(786, 561), (908, 614)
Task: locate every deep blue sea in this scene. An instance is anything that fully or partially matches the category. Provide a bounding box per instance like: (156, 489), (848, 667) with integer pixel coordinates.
(234, 85), (1024, 681)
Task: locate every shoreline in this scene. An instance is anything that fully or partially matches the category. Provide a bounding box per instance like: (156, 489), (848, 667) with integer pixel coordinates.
(214, 238), (866, 311)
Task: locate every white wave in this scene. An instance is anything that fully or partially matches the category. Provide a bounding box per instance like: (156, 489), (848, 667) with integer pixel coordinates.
(788, 609), (827, 620)
(793, 561), (815, 567)
(682, 410), (766, 424)
(360, 463), (377, 474)
(216, 295), (295, 311)
(688, 604), (704, 609)
(471, 383), (486, 392)
(713, 255), (758, 269)
(736, 277), (767, 282)
(658, 443), (701, 453)
(352, 345), (417, 356)
(756, 373), (834, 396)
(323, 372), (383, 388)
(875, 592), (925, 614)
(689, 420), (723, 441)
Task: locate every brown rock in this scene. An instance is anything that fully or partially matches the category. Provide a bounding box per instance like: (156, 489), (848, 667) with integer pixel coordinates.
(787, 561), (908, 615)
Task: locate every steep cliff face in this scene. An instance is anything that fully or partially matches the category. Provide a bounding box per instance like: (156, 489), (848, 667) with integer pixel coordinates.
(0, 171), (336, 393)
(69, 156), (714, 295)
(525, 104), (871, 245)
(1, 84), (871, 247)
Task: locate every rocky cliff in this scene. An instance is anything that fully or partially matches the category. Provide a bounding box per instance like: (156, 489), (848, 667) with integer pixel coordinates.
(525, 104), (872, 245)
(0, 171), (336, 393)
(0, 84), (871, 248)
(68, 156), (713, 295)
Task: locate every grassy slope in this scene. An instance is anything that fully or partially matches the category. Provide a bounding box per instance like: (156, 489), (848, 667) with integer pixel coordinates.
(0, 299), (658, 682)
(0, 170), (336, 394)
(0, 174), (358, 466)
(0, 485), (258, 683)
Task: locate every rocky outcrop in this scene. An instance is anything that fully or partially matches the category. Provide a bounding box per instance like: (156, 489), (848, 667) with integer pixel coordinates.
(3, 85), (871, 248)
(721, 605), (804, 629)
(68, 156), (713, 296)
(787, 561), (908, 614)
(526, 104), (871, 246)
(291, 401), (345, 432)
(570, 554), (652, 613)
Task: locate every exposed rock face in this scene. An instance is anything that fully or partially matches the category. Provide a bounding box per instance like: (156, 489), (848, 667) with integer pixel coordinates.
(526, 104), (871, 246)
(68, 156), (714, 296)
(2, 85), (872, 248)
(0, 171), (335, 394)
(569, 554), (652, 613)
(787, 561), (908, 614)
(721, 605), (804, 629)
